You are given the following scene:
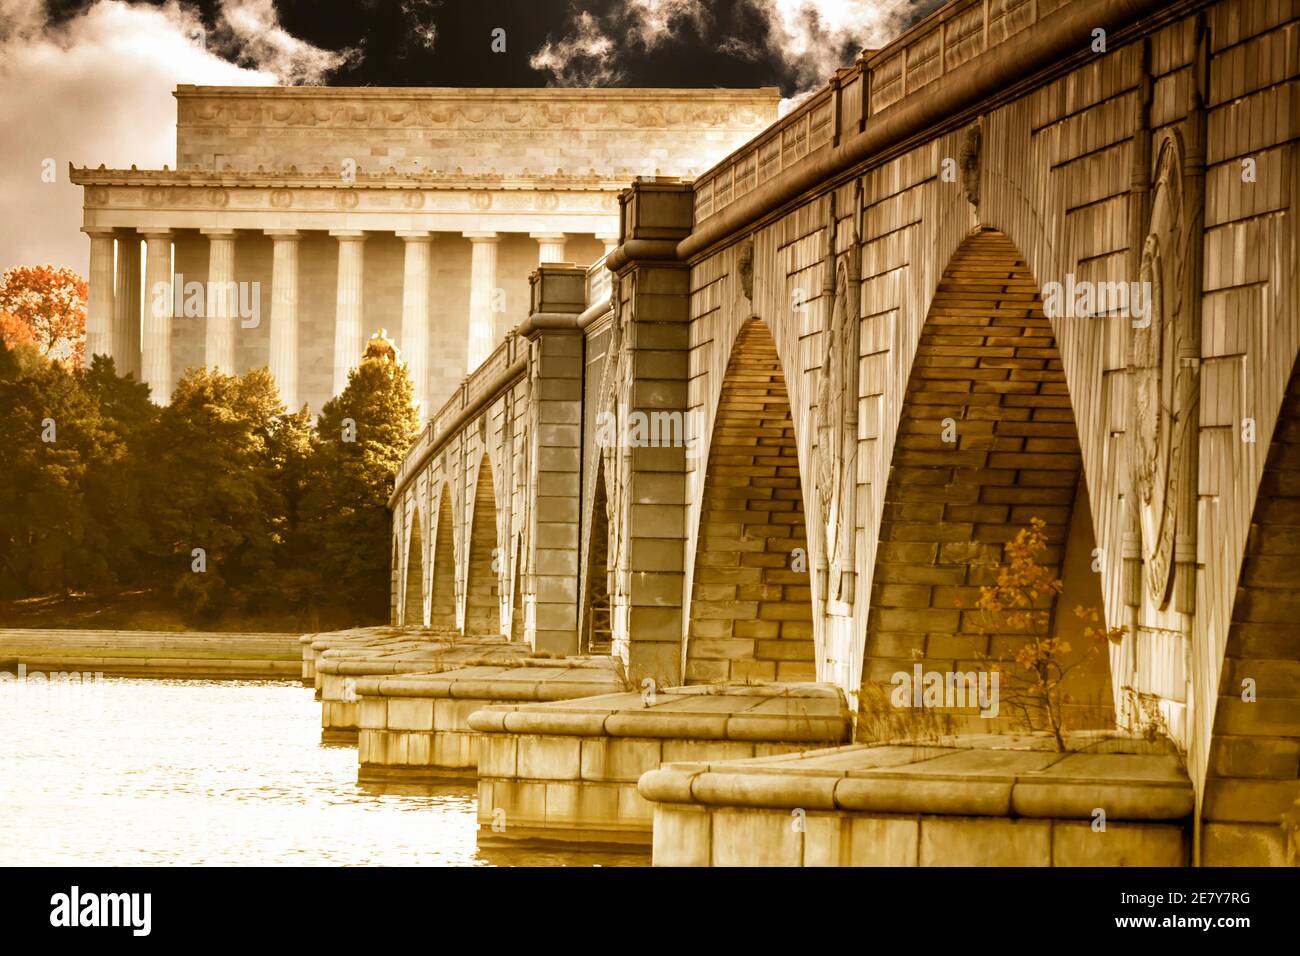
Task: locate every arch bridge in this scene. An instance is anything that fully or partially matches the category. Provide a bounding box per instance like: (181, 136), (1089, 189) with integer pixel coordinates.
(389, 0), (1299, 865)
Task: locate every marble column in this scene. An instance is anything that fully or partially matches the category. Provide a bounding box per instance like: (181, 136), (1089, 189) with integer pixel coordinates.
(532, 232), (567, 264)
(266, 229), (301, 409)
(465, 232), (499, 372)
(140, 230), (174, 402)
(202, 228), (237, 374)
(83, 227), (116, 360)
(111, 230), (141, 379)
(397, 231), (432, 416)
(331, 230), (367, 395)
(598, 234), (620, 258)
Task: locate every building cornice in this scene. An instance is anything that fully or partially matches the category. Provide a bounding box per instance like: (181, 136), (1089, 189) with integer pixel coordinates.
(68, 165), (630, 190)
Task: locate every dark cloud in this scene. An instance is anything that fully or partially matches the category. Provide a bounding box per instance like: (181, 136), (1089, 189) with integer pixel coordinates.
(39, 0), (942, 94)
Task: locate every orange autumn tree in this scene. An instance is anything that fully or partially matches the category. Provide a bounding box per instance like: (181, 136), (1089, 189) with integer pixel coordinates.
(0, 311), (36, 349)
(0, 266), (87, 368)
(970, 517), (1123, 751)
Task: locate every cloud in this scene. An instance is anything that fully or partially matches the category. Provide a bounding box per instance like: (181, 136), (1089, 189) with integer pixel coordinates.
(215, 0), (359, 83)
(0, 0), (350, 275)
(623, 0), (708, 48)
(531, 0), (937, 93)
(530, 0), (708, 86)
(750, 0), (930, 92)
(529, 11), (624, 87)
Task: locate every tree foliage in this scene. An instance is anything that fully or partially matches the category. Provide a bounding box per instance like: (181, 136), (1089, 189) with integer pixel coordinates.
(299, 334), (420, 619)
(0, 332), (419, 627)
(0, 266), (87, 368)
(970, 518), (1123, 750)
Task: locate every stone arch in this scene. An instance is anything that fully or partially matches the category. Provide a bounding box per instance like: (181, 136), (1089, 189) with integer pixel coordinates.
(464, 455), (501, 637)
(582, 458), (613, 654)
(685, 317), (815, 684)
(863, 230), (1111, 730)
(430, 483), (456, 626)
(1202, 359), (1300, 866)
(402, 505), (425, 627)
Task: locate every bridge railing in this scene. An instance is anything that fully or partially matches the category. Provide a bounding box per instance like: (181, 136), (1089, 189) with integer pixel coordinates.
(692, 0), (1048, 226)
(391, 334), (527, 496)
(391, 253), (615, 500)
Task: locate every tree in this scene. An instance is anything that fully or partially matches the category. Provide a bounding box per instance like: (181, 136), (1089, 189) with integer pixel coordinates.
(140, 366), (288, 618)
(79, 355), (158, 585)
(298, 332), (420, 620)
(0, 341), (111, 597)
(969, 518), (1123, 750)
(0, 311), (36, 350)
(0, 266), (87, 368)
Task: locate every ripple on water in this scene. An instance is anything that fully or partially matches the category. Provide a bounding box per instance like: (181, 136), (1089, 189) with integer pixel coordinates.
(0, 677), (647, 867)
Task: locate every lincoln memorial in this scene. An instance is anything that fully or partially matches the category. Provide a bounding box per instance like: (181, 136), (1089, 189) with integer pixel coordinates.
(71, 85), (779, 415)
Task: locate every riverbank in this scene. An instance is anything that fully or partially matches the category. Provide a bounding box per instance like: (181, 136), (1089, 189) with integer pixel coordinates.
(0, 588), (375, 633)
(0, 628), (302, 680)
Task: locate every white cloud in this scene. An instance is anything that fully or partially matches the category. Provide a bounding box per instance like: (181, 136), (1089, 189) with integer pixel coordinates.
(750, 0), (924, 92)
(624, 0), (707, 48)
(218, 0), (357, 83)
(530, 11), (624, 87)
(531, 0), (709, 86)
(0, 0), (349, 275)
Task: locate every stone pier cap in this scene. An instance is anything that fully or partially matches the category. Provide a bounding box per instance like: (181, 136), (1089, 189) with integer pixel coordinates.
(317, 642), (529, 678)
(639, 736), (1195, 822)
(299, 624), (465, 652)
(469, 682), (852, 743)
(354, 659), (621, 702)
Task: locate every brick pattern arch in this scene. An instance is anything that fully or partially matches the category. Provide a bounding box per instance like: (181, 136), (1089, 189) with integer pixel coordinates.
(1203, 361), (1300, 866)
(464, 457), (501, 637)
(583, 461), (612, 654)
(430, 484), (457, 626)
(686, 318), (814, 685)
(402, 507), (425, 627)
(864, 230), (1109, 728)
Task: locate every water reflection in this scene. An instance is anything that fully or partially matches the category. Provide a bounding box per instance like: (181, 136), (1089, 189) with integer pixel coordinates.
(0, 676), (647, 867)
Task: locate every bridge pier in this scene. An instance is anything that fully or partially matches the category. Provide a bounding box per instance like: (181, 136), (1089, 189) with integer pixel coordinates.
(605, 182), (697, 687)
(522, 268), (588, 656)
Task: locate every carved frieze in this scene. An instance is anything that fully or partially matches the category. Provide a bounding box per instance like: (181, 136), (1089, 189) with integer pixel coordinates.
(177, 97), (775, 132)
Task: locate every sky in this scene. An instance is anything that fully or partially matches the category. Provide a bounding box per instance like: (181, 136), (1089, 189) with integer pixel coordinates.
(1, 0), (942, 274)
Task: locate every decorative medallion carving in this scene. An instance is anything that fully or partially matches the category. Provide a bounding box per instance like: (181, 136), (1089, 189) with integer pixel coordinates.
(738, 237), (754, 301)
(1130, 130), (1191, 610)
(270, 188), (293, 208)
(815, 192), (860, 607)
(958, 118), (982, 207)
(335, 191), (358, 210)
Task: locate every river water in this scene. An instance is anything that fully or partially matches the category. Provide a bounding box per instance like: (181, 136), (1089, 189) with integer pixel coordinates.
(0, 676), (647, 867)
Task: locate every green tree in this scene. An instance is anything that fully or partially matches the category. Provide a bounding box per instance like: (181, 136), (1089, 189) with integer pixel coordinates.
(299, 334), (420, 621)
(141, 366), (288, 619)
(79, 355), (158, 585)
(0, 342), (109, 597)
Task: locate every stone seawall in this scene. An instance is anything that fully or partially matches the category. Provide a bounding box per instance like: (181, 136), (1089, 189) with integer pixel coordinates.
(0, 629), (302, 680)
